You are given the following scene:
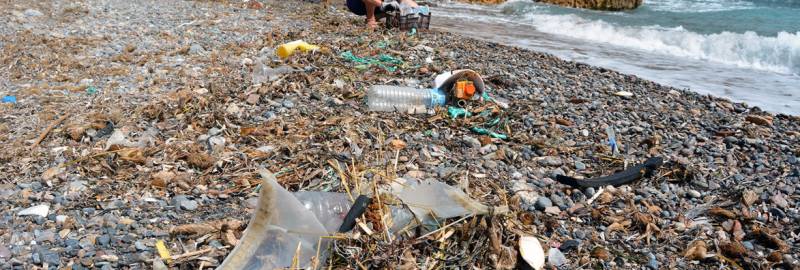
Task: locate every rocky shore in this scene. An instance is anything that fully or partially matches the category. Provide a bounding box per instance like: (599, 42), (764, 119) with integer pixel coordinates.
(0, 0), (798, 269)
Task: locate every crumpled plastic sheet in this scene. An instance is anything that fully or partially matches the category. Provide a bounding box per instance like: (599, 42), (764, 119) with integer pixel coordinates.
(218, 171), (505, 269)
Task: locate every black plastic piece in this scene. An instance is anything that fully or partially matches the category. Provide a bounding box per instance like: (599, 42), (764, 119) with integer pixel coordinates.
(555, 157), (664, 188)
(337, 195), (372, 233)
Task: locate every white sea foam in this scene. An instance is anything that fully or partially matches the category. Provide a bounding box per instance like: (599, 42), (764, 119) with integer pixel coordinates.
(518, 13), (800, 75)
(645, 0), (756, 12)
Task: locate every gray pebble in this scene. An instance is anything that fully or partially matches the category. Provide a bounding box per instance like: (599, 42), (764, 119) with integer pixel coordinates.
(585, 187), (596, 197)
(535, 197), (553, 210)
(539, 156), (563, 167)
(574, 160), (586, 170)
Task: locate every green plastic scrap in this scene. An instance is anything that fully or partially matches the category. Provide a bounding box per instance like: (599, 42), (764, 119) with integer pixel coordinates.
(340, 51), (404, 72)
(86, 86), (98, 94)
(447, 106), (472, 119)
(485, 117), (501, 127)
(482, 91), (494, 102)
(471, 127), (508, 139)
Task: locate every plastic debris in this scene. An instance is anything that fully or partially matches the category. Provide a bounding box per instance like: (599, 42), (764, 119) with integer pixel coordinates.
(1, 95), (16, 104)
(447, 106), (472, 119)
(155, 240), (172, 264)
(548, 247), (568, 267)
(219, 171), (507, 269)
(18, 204), (50, 217)
(555, 157), (664, 188)
(340, 51), (403, 72)
(520, 236), (545, 270)
(218, 169), (350, 269)
(252, 63), (298, 85)
(337, 195), (371, 233)
(606, 126), (618, 156)
(434, 70), (486, 98)
(86, 86), (98, 94)
(275, 40), (319, 59)
(471, 127), (508, 139)
(366, 85), (446, 113)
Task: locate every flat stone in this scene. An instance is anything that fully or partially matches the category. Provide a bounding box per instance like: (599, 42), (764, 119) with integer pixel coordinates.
(246, 94), (260, 105)
(24, 9), (43, 17)
(771, 193), (790, 209)
(18, 204), (50, 217)
(544, 206), (561, 215)
(461, 135), (481, 149)
(538, 156), (563, 167)
(0, 245), (10, 259)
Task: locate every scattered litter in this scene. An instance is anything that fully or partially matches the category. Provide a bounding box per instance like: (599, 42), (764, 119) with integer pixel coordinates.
(447, 106), (472, 119)
(275, 40), (319, 59)
(548, 247), (568, 267)
(366, 85), (445, 113)
(606, 126), (618, 156)
(155, 240), (172, 264)
(340, 51), (404, 72)
(555, 157), (663, 188)
(252, 63), (298, 85)
(1, 95), (16, 104)
(219, 170), (508, 268)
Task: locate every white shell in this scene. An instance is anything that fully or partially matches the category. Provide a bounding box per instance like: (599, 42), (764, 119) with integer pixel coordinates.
(519, 236), (545, 270)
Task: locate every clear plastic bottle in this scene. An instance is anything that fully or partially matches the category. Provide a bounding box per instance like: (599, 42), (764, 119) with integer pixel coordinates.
(367, 85), (446, 113)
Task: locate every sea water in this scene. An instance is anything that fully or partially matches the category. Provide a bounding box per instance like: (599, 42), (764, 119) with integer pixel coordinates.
(432, 0), (800, 115)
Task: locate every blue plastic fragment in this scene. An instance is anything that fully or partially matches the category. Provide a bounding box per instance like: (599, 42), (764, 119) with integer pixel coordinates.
(2, 95), (16, 104)
(608, 138), (618, 153)
(429, 88), (447, 108)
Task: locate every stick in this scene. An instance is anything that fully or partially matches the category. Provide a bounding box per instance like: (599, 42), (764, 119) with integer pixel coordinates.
(171, 245), (228, 261)
(416, 214), (473, 240)
(586, 187), (605, 205)
(31, 112), (71, 149)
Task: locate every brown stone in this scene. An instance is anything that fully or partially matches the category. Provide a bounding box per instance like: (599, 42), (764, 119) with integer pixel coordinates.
(591, 247), (611, 261)
(719, 241), (746, 258)
(745, 115), (773, 126)
(246, 94), (260, 105)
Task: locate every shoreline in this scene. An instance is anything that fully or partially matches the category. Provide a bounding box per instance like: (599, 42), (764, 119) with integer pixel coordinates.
(1, 0), (798, 269)
(430, 2), (800, 116)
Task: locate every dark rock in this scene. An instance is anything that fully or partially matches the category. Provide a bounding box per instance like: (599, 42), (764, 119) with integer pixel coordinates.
(559, 239), (580, 252)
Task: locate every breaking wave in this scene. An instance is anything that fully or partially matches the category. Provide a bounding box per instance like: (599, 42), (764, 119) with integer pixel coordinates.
(519, 13), (800, 75)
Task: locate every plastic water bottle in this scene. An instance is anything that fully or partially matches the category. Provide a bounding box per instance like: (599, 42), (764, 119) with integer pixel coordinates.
(367, 85), (446, 113)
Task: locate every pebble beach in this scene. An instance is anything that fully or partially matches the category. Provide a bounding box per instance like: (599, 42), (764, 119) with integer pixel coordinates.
(0, 0), (798, 269)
